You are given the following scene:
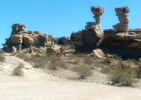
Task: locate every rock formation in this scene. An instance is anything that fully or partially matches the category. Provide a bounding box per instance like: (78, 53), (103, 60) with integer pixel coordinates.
(70, 6), (141, 58)
(71, 6), (104, 49)
(113, 6), (129, 32)
(3, 24), (54, 52)
(58, 37), (71, 45)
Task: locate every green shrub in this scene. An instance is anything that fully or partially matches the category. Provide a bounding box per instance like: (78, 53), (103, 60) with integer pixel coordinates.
(73, 64), (93, 79)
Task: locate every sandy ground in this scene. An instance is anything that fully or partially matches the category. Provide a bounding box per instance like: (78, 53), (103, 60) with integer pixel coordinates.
(0, 54), (141, 100)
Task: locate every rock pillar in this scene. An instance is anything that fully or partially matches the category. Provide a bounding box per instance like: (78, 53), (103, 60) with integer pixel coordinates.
(113, 6), (129, 32)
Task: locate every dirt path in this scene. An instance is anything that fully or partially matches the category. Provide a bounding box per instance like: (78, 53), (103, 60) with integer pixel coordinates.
(0, 54), (141, 100)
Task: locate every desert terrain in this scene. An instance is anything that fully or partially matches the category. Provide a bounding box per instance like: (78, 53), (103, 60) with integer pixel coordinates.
(0, 54), (141, 100)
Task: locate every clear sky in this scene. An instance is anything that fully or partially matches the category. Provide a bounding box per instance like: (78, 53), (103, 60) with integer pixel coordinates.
(0, 0), (141, 48)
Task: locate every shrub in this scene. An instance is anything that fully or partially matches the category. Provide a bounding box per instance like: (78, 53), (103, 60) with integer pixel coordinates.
(108, 65), (136, 86)
(0, 52), (6, 62)
(134, 61), (141, 78)
(12, 63), (24, 76)
(48, 56), (61, 70)
(83, 55), (93, 65)
(73, 64), (93, 79)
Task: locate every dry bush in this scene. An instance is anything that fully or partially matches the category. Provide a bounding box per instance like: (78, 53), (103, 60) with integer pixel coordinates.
(73, 64), (93, 79)
(83, 55), (93, 65)
(0, 52), (6, 62)
(108, 62), (137, 86)
(135, 65), (141, 78)
(103, 57), (113, 65)
(33, 58), (47, 68)
(12, 63), (24, 76)
(16, 52), (29, 61)
(48, 56), (65, 70)
(68, 54), (79, 60)
(101, 65), (112, 74)
(132, 60), (141, 78)
(109, 68), (136, 86)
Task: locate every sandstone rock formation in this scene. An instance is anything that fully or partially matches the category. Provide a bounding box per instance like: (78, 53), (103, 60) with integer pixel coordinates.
(3, 24), (54, 52)
(58, 37), (71, 45)
(70, 6), (141, 58)
(113, 6), (129, 32)
(71, 6), (104, 49)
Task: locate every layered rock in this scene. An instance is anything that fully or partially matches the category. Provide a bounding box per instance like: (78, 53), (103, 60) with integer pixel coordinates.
(3, 24), (54, 52)
(113, 6), (129, 32)
(71, 6), (104, 48)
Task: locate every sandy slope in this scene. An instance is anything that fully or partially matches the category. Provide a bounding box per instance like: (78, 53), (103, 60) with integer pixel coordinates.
(0, 54), (141, 100)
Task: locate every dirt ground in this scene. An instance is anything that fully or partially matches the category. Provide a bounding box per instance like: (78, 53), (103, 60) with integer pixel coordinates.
(0, 55), (141, 100)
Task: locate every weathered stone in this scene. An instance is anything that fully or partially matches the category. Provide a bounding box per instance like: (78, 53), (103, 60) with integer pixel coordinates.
(3, 23), (53, 52)
(91, 6), (104, 16)
(11, 46), (17, 53)
(11, 24), (20, 35)
(93, 49), (105, 58)
(19, 24), (26, 32)
(71, 6), (104, 49)
(58, 37), (71, 45)
(113, 23), (129, 32)
(23, 35), (34, 46)
(11, 34), (23, 44)
(71, 31), (84, 47)
(113, 6), (129, 32)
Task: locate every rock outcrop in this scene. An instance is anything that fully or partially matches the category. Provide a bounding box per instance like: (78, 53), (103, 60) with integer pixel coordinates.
(3, 24), (54, 52)
(71, 6), (104, 49)
(58, 37), (71, 45)
(70, 6), (141, 58)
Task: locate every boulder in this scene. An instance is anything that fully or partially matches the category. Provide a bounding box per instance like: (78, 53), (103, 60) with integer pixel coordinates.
(23, 35), (35, 46)
(11, 46), (17, 53)
(93, 49), (105, 58)
(91, 6), (104, 16)
(11, 34), (23, 44)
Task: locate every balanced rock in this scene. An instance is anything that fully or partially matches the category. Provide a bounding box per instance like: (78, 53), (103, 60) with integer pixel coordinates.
(71, 6), (104, 49)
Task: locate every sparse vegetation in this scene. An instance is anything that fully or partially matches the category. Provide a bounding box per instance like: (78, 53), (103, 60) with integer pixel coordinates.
(73, 64), (93, 79)
(107, 61), (137, 86)
(133, 60), (141, 78)
(12, 63), (24, 76)
(83, 55), (93, 65)
(0, 52), (6, 62)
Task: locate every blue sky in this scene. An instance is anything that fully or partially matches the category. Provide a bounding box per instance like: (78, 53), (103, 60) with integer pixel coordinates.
(0, 0), (141, 48)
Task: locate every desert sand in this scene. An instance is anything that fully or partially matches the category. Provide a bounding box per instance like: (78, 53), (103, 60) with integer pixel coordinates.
(0, 54), (141, 100)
